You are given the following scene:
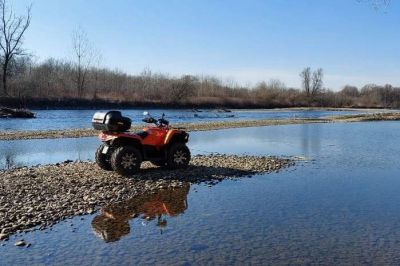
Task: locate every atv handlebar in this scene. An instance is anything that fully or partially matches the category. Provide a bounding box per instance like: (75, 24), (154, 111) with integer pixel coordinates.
(142, 117), (157, 124)
(142, 113), (169, 127)
(158, 117), (169, 126)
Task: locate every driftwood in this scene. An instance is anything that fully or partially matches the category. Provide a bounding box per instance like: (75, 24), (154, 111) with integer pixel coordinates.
(0, 107), (35, 118)
(216, 108), (232, 113)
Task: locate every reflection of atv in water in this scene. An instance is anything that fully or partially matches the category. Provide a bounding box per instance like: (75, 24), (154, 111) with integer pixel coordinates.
(91, 184), (190, 242)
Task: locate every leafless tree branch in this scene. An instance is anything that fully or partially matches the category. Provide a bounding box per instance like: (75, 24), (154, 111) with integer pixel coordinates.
(72, 27), (97, 97)
(0, 0), (31, 95)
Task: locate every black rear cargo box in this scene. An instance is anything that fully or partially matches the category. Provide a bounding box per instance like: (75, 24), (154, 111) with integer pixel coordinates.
(92, 111), (131, 132)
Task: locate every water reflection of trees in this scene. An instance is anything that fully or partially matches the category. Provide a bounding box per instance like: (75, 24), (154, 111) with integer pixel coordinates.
(4, 153), (15, 169)
(91, 184), (190, 243)
(1, 145), (20, 169)
(300, 124), (321, 156)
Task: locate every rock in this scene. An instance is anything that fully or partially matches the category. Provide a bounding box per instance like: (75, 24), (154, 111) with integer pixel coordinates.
(15, 240), (26, 247)
(0, 233), (9, 240)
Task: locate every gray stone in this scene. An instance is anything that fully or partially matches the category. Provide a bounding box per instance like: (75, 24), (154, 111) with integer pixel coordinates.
(0, 233), (9, 240)
(15, 240), (26, 247)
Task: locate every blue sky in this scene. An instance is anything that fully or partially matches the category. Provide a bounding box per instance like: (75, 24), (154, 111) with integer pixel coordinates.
(12, 0), (400, 90)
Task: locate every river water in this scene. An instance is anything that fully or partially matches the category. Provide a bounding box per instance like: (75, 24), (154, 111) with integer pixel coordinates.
(0, 108), (366, 131)
(1, 121), (400, 264)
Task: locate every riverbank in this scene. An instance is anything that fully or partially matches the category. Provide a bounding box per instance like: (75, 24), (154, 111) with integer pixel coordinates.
(0, 154), (293, 240)
(3, 97), (398, 110)
(0, 96), (281, 109)
(330, 112), (400, 122)
(1, 112), (400, 141)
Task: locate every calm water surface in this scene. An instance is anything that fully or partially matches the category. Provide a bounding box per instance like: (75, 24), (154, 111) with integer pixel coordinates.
(0, 108), (365, 131)
(1, 122), (400, 265)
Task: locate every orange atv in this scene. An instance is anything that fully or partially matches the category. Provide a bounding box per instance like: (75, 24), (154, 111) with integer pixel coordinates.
(92, 111), (190, 176)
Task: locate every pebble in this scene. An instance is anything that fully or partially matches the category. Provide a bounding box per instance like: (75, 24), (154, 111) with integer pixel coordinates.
(0, 233), (8, 240)
(15, 241), (26, 247)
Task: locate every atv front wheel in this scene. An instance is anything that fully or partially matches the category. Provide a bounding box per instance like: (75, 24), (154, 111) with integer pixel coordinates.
(167, 143), (191, 169)
(95, 144), (112, 171)
(111, 146), (142, 176)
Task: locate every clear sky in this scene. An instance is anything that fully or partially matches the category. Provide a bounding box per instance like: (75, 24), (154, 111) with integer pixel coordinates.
(12, 0), (400, 90)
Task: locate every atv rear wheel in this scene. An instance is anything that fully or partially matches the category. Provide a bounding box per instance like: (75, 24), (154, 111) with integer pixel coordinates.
(167, 143), (191, 169)
(111, 146), (142, 176)
(95, 144), (112, 171)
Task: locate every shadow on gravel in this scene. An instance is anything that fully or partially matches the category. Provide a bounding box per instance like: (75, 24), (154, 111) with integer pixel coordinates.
(131, 165), (259, 184)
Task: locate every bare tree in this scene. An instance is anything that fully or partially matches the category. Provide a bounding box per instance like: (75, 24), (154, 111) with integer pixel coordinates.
(300, 67), (324, 101)
(91, 49), (102, 99)
(169, 75), (195, 102)
(0, 0), (31, 96)
(341, 85), (359, 97)
(311, 68), (323, 96)
(359, 0), (391, 10)
(72, 27), (95, 97)
(300, 67), (311, 96)
(268, 79), (286, 91)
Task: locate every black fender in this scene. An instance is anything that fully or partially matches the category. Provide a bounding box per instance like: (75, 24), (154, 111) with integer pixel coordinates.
(167, 131), (189, 146)
(110, 137), (144, 155)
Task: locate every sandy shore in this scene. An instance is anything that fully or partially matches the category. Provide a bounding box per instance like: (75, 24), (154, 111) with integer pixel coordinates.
(1, 112), (400, 141)
(0, 154), (294, 240)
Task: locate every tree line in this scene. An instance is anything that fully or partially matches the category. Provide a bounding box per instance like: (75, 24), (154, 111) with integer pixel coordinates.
(3, 57), (400, 109)
(1, 0), (400, 109)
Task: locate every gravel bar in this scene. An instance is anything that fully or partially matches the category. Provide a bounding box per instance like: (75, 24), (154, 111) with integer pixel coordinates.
(0, 154), (294, 240)
(2, 112), (400, 141)
(0, 118), (326, 141)
(328, 112), (400, 122)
